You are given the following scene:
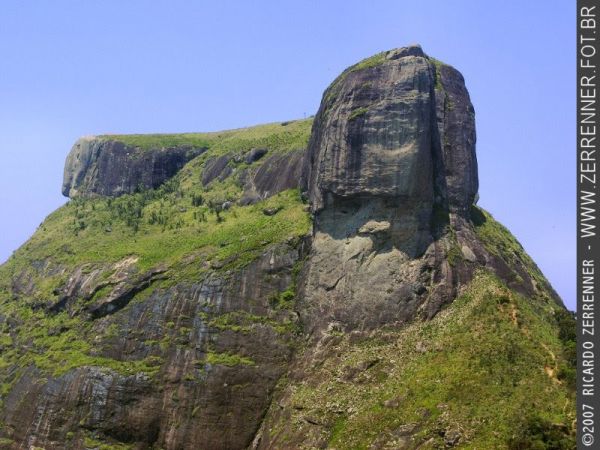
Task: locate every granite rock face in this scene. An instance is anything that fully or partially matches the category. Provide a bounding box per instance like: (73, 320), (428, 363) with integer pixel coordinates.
(239, 149), (306, 205)
(254, 47), (564, 449)
(62, 137), (205, 198)
(298, 45), (481, 335)
(2, 242), (307, 450)
(306, 44), (477, 215)
(200, 148), (307, 206)
(434, 62), (478, 213)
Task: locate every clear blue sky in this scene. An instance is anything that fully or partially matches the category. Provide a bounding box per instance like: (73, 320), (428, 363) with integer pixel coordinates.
(0, 1), (574, 309)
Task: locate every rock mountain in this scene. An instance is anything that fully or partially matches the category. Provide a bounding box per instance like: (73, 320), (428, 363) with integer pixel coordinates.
(0, 46), (575, 449)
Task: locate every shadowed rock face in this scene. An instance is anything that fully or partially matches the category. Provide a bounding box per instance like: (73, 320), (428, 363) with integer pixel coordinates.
(306, 44), (477, 215)
(62, 138), (205, 198)
(239, 150), (306, 205)
(2, 242), (307, 450)
(434, 62), (478, 212)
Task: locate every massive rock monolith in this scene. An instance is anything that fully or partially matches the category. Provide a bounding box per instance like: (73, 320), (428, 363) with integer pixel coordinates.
(298, 45), (481, 334)
(306, 44), (478, 215)
(252, 47), (564, 449)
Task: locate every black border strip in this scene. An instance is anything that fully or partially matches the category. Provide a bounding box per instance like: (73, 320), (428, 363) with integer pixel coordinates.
(578, 1), (600, 448)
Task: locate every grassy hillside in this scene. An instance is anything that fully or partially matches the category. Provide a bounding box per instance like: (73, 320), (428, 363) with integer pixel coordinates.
(1, 118), (313, 279)
(0, 120), (313, 398)
(267, 271), (576, 449)
(100, 118), (312, 153)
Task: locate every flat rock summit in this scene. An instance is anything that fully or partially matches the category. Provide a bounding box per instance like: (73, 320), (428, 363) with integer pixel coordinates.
(0, 46), (575, 449)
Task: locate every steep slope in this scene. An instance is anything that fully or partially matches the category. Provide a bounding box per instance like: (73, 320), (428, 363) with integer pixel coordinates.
(253, 45), (574, 450)
(256, 270), (575, 449)
(0, 46), (575, 449)
(0, 120), (313, 449)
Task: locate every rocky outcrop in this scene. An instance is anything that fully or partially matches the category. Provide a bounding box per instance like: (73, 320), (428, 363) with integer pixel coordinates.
(297, 45), (481, 335)
(201, 154), (233, 186)
(306, 45), (477, 216)
(253, 47), (563, 447)
(239, 149), (306, 205)
(199, 148), (306, 205)
(1, 241), (307, 450)
(62, 137), (205, 198)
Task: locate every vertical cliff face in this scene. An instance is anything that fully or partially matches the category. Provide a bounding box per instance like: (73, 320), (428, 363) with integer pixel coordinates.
(0, 47), (574, 450)
(1, 244), (305, 449)
(307, 45), (477, 215)
(434, 61), (478, 213)
(299, 45), (482, 335)
(62, 137), (205, 198)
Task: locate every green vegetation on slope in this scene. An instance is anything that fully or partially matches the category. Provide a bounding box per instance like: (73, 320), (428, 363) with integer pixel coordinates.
(0, 120), (312, 391)
(207, 310), (298, 335)
(348, 51), (388, 72)
(205, 351), (255, 367)
(100, 118), (312, 152)
(270, 272), (575, 449)
(472, 206), (553, 295)
(1, 118), (313, 289)
(7, 187), (308, 276)
(348, 107), (369, 121)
